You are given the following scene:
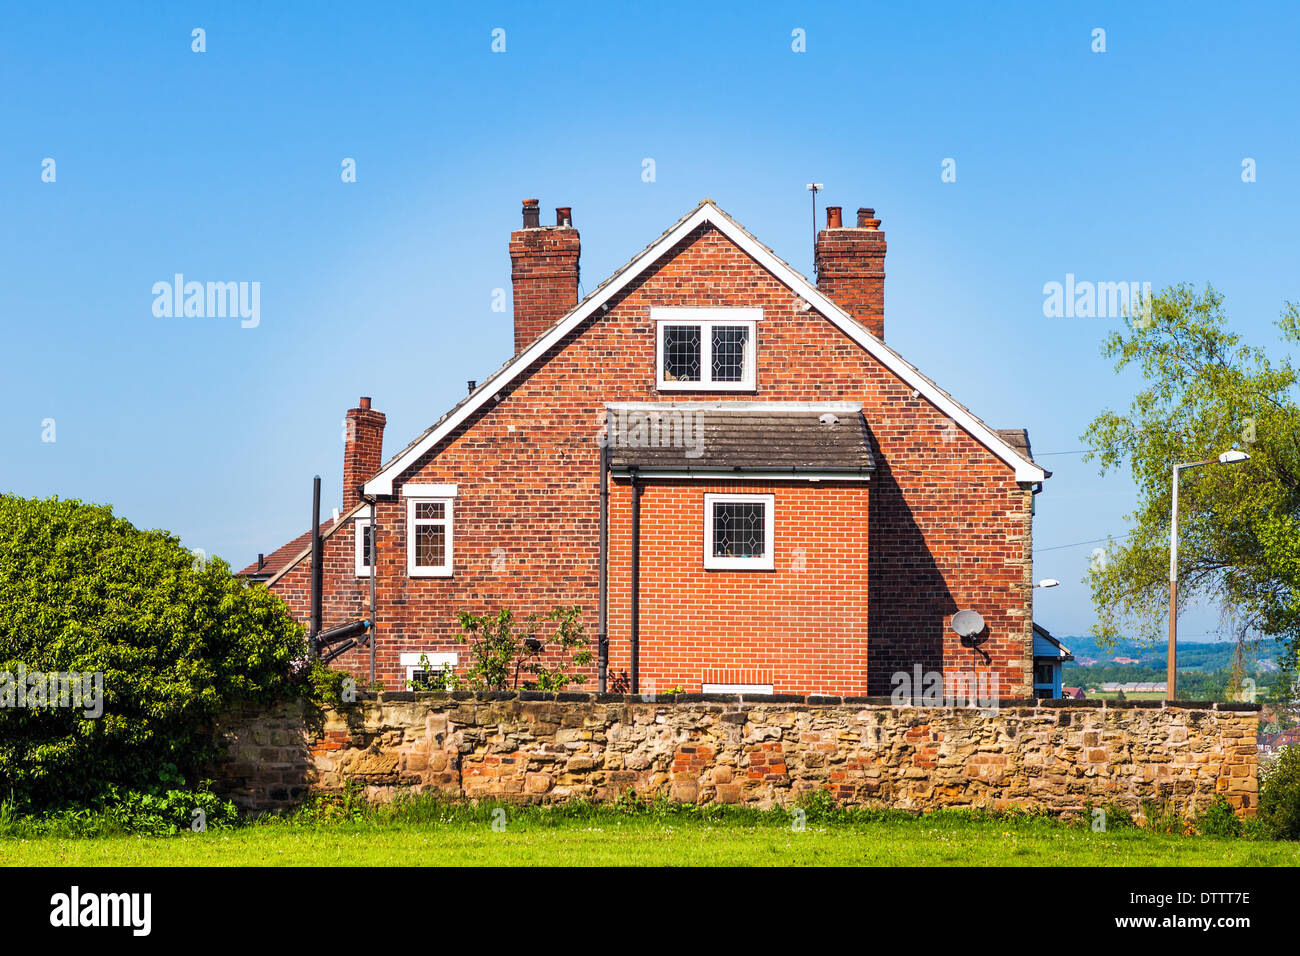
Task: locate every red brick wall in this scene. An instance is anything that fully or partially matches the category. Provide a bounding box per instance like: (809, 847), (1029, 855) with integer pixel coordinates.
(604, 480), (870, 696)
(267, 222), (1033, 697)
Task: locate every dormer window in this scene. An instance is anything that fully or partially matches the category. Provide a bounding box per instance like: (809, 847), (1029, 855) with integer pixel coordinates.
(653, 307), (759, 391)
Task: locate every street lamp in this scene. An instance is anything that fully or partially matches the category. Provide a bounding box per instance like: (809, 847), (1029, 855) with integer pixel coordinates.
(1035, 579), (1060, 588)
(1168, 448), (1251, 700)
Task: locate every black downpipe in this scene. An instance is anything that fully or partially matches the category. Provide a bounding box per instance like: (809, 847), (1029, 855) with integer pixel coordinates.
(630, 470), (642, 695)
(597, 443), (609, 694)
(309, 475), (322, 653)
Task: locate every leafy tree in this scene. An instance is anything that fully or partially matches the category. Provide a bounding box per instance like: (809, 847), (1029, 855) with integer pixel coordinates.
(455, 606), (591, 692)
(0, 495), (306, 811)
(1081, 284), (1300, 701)
(1259, 745), (1300, 840)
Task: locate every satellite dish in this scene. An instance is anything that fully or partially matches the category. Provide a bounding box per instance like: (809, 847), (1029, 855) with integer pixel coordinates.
(951, 609), (985, 639)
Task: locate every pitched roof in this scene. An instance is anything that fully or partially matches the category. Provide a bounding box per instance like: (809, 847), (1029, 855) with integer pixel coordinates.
(236, 501), (370, 583)
(1032, 622), (1074, 661)
(363, 200), (1048, 496)
(606, 402), (875, 475)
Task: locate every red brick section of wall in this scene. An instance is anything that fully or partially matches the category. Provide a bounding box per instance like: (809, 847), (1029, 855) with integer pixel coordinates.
(343, 398), (386, 512)
(509, 202), (579, 353)
(268, 220), (1033, 697)
(604, 480), (870, 696)
(814, 207), (886, 340)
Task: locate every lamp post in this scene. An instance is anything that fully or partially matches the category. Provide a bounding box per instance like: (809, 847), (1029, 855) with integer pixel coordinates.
(1168, 448), (1250, 700)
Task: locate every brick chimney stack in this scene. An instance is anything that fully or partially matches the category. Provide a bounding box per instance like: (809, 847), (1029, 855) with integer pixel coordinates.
(509, 199), (580, 353)
(343, 396), (385, 512)
(815, 206), (886, 340)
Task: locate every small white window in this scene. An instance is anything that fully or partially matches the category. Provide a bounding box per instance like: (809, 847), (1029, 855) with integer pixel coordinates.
(400, 652), (458, 689)
(354, 518), (373, 577)
(703, 492), (774, 570)
(653, 307), (759, 391)
(407, 498), (453, 577)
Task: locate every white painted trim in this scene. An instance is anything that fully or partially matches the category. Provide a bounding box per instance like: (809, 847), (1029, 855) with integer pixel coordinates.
(652, 307), (764, 323)
(607, 401), (862, 414)
(654, 310), (757, 392)
(402, 483), (458, 497)
(612, 469), (870, 482)
(702, 682), (774, 695)
(353, 517), (372, 577)
(406, 497), (454, 577)
(703, 492), (775, 570)
(363, 201), (1046, 494)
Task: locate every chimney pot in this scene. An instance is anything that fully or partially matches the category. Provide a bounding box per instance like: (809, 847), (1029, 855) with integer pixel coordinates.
(556, 206), (573, 227)
(826, 206), (843, 228)
(359, 396), (371, 409)
(521, 199), (540, 228)
(467, 380), (477, 393)
(857, 207), (881, 229)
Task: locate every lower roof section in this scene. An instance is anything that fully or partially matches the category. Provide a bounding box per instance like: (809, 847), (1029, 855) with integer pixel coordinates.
(604, 402), (876, 478)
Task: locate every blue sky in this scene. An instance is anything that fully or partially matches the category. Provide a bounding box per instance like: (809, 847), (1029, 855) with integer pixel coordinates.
(3, 1), (1298, 642)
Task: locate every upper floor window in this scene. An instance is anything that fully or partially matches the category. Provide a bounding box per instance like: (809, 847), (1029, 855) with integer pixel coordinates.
(653, 307), (759, 391)
(403, 483), (457, 577)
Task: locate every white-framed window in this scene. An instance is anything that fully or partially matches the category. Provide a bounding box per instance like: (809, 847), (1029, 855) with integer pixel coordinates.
(703, 492), (774, 570)
(653, 307), (759, 391)
(354, 517), (373, 577)
(702, 683), (774, 695)
(407, 497), (454, 577)
(400, 652), (458, 690)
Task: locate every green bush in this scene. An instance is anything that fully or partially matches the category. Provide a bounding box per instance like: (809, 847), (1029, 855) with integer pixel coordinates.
(1195, 795), (1243, 837)
(1259, 744), (1300, 840)
(0, 786), (238, 837)
(0, 495), (306, 812)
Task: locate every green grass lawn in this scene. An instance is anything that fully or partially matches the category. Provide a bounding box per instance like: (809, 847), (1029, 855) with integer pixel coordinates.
(3, 815), (1296, 867)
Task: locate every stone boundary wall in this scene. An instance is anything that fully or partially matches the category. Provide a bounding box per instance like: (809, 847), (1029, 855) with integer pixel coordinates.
(211, 693), (1259, 818)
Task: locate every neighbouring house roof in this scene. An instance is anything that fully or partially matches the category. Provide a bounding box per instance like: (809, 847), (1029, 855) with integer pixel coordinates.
(995, 429), (1033, 461)
(236, 501), (371, 584)
(1032, 622), (1074, 662)
(605, 402), (876, 477)
(362, 199), (1049, 496)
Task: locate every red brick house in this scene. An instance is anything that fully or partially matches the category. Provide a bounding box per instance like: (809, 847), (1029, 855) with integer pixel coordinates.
(239, 198), (1049, 697)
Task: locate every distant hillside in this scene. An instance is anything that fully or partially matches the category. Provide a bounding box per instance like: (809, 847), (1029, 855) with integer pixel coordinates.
(1057, 636), (1281, 674)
